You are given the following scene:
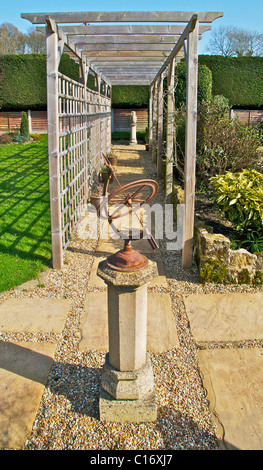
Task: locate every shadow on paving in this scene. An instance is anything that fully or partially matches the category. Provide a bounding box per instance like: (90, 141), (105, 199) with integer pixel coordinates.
(0, 340), (219, 450)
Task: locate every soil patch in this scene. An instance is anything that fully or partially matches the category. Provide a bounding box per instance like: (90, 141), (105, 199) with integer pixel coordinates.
(195, 190), (244, 245)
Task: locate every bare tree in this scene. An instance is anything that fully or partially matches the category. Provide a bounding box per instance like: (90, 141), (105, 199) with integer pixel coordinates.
(206, 26), (263, 57)
(26, 27), (46, 54)
(0, 23), (27, 54)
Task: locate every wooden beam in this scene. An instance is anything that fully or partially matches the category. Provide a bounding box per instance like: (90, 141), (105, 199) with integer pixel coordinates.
(150, 14), (198, 86)
(149, 85), (153, 154)
(46, 24), (63, 269)
(182, 22), (199, 269)
(96, 64), (161, 69)
(71, 43), (179, 51)
(37, 24), (211, 35)
(110, 80), (151, 85)
(82, 50), (172, 58)
(21, 11), (223, 24)
(46, 17), (111, 87)
(89, 59), (165, 65)
(69, 35), (197, 45)
(165, 59), (175, 203)
(152, 82), (158, 163)
(157, 74), (164, 178)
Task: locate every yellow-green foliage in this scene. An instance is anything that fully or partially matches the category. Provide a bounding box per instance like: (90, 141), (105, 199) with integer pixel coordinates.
(210, 169), (263, 234)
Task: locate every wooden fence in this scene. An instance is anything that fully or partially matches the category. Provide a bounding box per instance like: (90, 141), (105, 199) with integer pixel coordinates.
(0, 111), (47, 134)
(112, 108), (148, 132)
(230, 109), (263, 126)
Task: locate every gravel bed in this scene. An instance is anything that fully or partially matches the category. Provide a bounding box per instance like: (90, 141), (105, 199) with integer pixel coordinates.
(1, 146), (262, 451)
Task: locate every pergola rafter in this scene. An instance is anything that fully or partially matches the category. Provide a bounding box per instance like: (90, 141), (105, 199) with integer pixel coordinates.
(21, 10), (223, 269)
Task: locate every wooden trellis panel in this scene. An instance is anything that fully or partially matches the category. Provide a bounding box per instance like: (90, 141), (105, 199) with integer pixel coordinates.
(58, 73), (111, 255)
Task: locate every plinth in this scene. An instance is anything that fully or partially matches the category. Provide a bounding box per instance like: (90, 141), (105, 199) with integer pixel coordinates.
(97, 257), (158, 422)
(130, 111), (137, 144)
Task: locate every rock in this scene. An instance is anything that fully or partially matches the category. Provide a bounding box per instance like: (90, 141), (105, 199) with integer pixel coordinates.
(228, 248), (257, 284)
(199, 231), (230, 264)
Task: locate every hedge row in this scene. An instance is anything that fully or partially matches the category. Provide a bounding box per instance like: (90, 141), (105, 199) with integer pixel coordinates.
(0, 54), (80, 111)
(111, 85), (149, 108)
(0, 54), (262, 111)
(199, 55), (263, 109)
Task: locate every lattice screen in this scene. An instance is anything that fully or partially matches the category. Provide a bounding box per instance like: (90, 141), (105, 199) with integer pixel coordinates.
(57, 72), (111, 252)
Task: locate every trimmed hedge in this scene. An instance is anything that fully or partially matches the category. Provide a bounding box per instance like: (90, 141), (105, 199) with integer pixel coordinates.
(1, 54), (262, 111)
(0, 54), (80, 111)
(0, 54), (47, 110)
(199, 55), (263, 109)
(111, 85), (149, 108)
(0, 54), (149, 110)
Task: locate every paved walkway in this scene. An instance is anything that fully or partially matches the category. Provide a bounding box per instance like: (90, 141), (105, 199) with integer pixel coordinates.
(0, 144), (262, 450)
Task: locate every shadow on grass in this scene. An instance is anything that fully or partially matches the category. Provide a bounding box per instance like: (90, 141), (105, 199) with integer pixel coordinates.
(0, 138), (52, 291)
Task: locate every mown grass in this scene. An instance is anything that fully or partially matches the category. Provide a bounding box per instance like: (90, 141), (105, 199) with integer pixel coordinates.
(0, 134), (51, 292)
(111, 130), (146, 142)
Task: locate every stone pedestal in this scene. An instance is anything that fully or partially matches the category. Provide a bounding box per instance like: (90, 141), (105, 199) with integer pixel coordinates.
(130, 111), (137, 144)
(97, 258), (158, 422)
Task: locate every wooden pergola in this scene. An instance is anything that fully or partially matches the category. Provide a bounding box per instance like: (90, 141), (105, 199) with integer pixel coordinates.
(21, 11), (223, 269)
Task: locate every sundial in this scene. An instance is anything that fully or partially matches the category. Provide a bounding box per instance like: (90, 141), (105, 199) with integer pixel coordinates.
(97, 154), (159, 272)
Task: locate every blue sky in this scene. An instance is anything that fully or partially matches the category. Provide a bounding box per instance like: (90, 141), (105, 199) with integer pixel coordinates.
(1, 0), (263, 54)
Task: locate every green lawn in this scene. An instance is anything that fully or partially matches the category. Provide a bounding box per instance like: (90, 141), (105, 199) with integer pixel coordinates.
(0, 135), (52, 292)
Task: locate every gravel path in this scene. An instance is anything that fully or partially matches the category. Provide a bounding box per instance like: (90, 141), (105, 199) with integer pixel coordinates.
(1, 145), (262, 450)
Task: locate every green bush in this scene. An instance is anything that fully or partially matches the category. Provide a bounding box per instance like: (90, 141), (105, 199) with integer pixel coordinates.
(174, 95), (261, 184)
(173, 61), (213, 108)
(210, 169), (263, 235)
(196, 97), (261, 180)
(31, 133), (42, 142)
(20, 111), (29, 141)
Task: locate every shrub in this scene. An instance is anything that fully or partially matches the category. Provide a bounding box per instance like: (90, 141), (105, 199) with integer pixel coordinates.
(173, 62), (213, 108)
(196, 96), (261, 181)
(210, 169), (263, 235)
(20, 111), (29, 141)
(31, 133), (42, 142)
(0, 133), (15, 144)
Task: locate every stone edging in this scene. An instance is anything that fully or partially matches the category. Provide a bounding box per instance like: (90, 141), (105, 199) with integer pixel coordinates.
(194, 225), (263, 285)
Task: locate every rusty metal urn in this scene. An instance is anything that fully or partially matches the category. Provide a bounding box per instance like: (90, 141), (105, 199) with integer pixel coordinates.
(106, 239), (149, 272)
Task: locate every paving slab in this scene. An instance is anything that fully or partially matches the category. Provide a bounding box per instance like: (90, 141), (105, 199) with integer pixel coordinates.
(198, 348), (263, 450)
(184, 292), (263, 342)
(0, 341), (57, 449)
(79, 291), (179, 352)
(0, 298), (72, 334)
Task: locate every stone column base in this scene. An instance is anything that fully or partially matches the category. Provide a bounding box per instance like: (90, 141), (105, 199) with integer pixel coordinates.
(99, 388), (157, 423)
(99, 352), (157, 423)
(101, 352), (155, 400)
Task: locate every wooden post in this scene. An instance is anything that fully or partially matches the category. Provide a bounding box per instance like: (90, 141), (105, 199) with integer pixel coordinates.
(27, 110), (32, 134)
(166, 59), (175, 203)
(157, 73), (164, 178)
(46, 23), (63, 269)
(152, 81), (158, 163)
(108, 85), (112, 153)
(79, 56), (89, 203)
(182, 21), (199, 269)
(148, 85), (153, 154)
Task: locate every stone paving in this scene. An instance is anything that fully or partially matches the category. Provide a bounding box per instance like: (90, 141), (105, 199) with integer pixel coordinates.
(0, 143), (262, 450)
(184, 293), (263, 450)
